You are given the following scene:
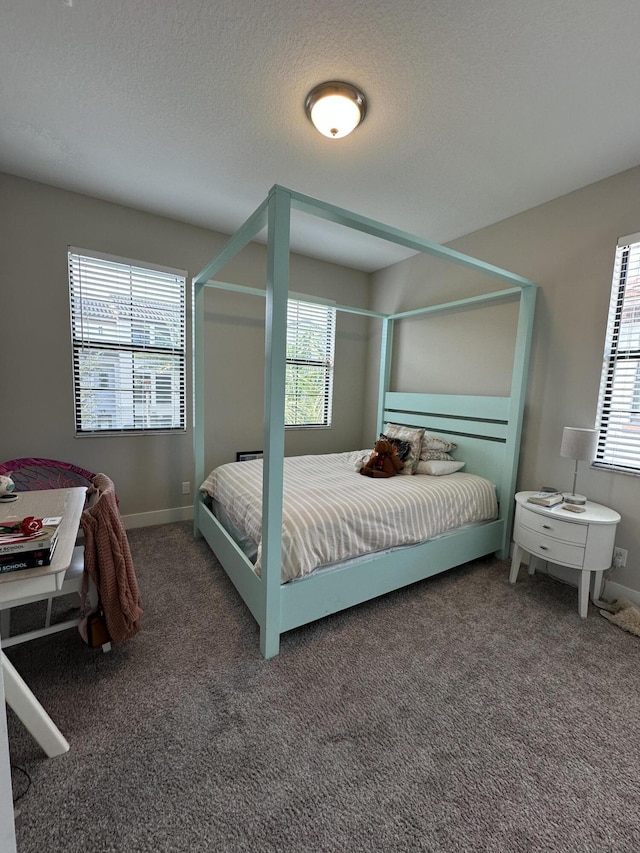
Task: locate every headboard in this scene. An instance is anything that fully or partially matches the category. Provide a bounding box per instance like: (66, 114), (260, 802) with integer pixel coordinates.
(383, 391), (512, 506)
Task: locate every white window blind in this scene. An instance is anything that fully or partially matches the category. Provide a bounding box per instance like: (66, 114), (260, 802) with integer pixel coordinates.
(285, 299), (335, 428)
(68, 249), (187, 435)
(594, 232), (640, 474)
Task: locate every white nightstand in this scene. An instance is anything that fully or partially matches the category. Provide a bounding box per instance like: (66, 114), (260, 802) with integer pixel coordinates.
(509, 491), (621, 618)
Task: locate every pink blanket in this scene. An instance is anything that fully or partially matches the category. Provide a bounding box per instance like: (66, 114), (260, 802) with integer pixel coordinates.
(81, 473), (142, 643)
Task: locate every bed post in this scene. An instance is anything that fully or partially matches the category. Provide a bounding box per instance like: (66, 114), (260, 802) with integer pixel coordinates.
(498, 283), (537, 559)
(260, 186), (291, 658)
(192, 279), (205, 538)
(376, 316), (394, 435)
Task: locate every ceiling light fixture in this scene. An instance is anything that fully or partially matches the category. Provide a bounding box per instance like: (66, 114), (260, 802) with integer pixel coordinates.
(305, 81), (367, 139)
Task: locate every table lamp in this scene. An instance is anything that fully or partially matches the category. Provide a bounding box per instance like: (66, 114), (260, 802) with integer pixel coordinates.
(560, 427), (598, 505)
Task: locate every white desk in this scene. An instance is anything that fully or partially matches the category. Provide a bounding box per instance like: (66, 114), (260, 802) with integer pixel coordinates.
(0, 487), (86, 758)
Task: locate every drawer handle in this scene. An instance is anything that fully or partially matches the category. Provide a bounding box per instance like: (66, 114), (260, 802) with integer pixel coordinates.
(542, 524), (552, 530)
(539, 545), (549, 551)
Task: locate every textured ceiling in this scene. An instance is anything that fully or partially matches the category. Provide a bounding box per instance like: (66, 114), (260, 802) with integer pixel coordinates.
(2, 0), (640, 271)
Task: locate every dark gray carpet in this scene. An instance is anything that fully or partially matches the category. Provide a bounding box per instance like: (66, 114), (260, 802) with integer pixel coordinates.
(6, 522), (640, 852)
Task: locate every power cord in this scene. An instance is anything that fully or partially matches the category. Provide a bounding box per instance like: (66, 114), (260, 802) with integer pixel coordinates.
(592, 566), (616, 611)
(11, 763), (31, 804)
(542, 561), (615, 611)
(543, 563), (574, 588)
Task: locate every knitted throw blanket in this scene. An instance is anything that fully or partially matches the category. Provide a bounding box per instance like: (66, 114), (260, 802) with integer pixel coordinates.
(81, 473), (142, 643)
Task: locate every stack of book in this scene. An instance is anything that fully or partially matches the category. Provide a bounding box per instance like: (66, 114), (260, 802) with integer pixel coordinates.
(0, 516), (62, 574)
(527, 491), (563, 507)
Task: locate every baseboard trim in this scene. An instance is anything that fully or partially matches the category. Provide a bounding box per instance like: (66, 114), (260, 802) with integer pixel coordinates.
(509, 546), (640, 607)
(536, 570), (640, 608)
(121, 505), (194, 530)
(603, 580), (640, 607)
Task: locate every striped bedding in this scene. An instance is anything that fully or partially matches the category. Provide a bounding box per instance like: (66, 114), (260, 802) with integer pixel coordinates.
(200, 450), (498, 583)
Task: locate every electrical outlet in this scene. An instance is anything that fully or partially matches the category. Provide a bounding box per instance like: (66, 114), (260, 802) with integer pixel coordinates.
(613, 547), (628, 568)
(181, 481), (191, 495)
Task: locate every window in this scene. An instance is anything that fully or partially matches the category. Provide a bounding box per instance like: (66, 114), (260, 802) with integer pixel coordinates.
(68, 249), (186, 435)
(285, 299), (335, 428)
(594, 233), (640, 473)
(155, 373), (173, 404)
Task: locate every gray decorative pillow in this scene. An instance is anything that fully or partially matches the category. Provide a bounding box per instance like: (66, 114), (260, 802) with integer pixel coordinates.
(379, 433), (411, 462)
(420, 450), (454, 461)
(420, 432), (457, 461)
(383, 423), (425, 474)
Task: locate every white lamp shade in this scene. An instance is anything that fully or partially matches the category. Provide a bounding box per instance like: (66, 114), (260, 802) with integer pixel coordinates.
(310, 94), (362, 138)
(560, 427), (598, 461)
(305, 81), (367, 139)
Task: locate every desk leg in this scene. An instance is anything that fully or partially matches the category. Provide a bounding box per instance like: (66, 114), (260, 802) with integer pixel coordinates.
(1, 652), (69, 758)
(578, 571), (590, 619)
(509, 544), (523, 584)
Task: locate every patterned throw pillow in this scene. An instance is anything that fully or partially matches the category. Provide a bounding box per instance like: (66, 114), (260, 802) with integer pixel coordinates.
(379, 433), (411, 462)
(419, 432), (457, 461)
(420, 450), (454, 461)
(383, 423), (425, 474)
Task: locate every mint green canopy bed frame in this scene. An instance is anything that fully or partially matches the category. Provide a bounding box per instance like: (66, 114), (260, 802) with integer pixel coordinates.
(193, 185), (536, 659)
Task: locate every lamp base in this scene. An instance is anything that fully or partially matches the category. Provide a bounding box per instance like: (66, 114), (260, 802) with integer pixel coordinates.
(563, 493), (587, 505)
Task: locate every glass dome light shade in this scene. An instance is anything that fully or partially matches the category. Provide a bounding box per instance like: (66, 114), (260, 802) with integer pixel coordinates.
(310, 94), (361, 138)
(305, 81), (367, 139)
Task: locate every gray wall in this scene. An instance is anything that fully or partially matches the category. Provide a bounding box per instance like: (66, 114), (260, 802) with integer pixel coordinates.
(369, 165), (640, 592)
(3, 167), (638, 590)
(0, 173), (370, 518)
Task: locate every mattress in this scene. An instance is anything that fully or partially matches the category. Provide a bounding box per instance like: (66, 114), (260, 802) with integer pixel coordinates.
(200, 450), (498, 583)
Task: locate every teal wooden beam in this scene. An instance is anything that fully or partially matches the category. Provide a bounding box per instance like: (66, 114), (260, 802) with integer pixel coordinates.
(192, 197), (269, 286)
(203, 279), (388, 319)
(197, 503), (263, 621)
(202, 281), (266, 297)
(260, 185), (291, 658)
(280, 520), (504, 631)
(376, 317), (394, 435)
(320, 303), (386, 319)
(192, 279), (206, 537)
(390, 287), (522, 320)
(385, 391), (510, 421)
(285, 185), (536, 288)
(498, 285), (537, 557)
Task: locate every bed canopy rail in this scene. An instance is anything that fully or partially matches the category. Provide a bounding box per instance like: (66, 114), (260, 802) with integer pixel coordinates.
(193, 185), (537, 658)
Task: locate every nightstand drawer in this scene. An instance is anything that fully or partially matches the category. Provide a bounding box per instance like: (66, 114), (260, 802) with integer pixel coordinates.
(516, 525), (585, 568)
(517, 504), (588, 545)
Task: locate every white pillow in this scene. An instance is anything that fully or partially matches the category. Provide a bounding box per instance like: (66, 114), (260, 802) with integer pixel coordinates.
(415, 460), (465, 476)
